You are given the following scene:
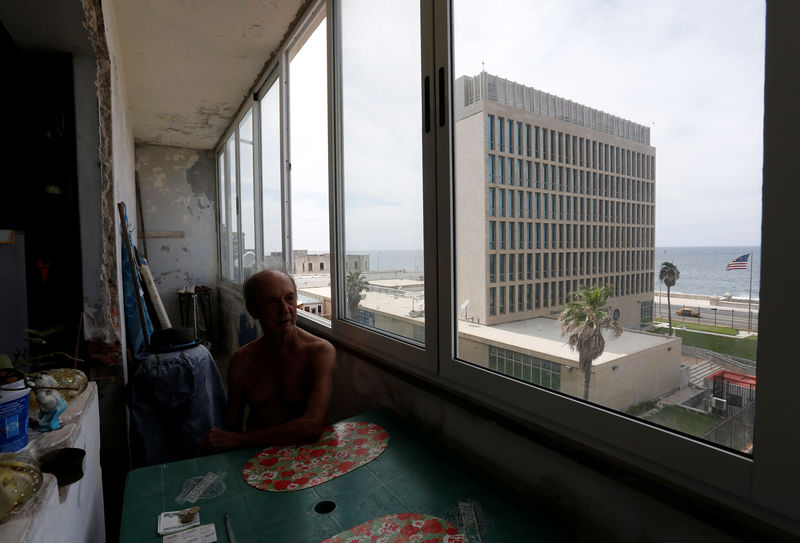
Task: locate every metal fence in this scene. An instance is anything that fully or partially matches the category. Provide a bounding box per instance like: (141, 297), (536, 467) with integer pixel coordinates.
(701, 400), (756, 452)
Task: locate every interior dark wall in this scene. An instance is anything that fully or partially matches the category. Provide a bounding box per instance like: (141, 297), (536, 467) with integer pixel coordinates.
(1, 33), (84, 360)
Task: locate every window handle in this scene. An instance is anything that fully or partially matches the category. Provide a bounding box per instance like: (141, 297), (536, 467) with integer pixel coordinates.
(424, 75), (431, 133)
(438, 67), (445, 127)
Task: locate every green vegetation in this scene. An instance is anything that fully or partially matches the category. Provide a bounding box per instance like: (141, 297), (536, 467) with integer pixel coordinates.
(653, 328), (758, 361)
(560, 284), (623, 400)
(345, 270), (367, 319)
(641, 405), (722, 436)
(654, 319), (738, 336)
(626, 400), (657, 416)
(658, 262), (680, 334)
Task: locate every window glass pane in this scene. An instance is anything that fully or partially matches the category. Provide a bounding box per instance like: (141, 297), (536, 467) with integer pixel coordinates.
(290, 19), (329, 279)
(339, 0), (424, 342)
(239, 109), (256, 278)
(452, 0), (762, 454)
(260, 79), (284, 270)
(225, 134), (239, 281)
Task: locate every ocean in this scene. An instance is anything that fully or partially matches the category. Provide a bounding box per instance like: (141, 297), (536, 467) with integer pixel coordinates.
(653, 246), (760, 300)
(364, 246), (761, 300)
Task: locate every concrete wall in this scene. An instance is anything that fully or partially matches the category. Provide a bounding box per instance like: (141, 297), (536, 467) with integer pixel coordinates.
(454, 110), (488, 324)
(592, 340), (682, 409)
(73, 54), (106, 341)
(135, 144), (218, 323)
(457, 332), (681, 411)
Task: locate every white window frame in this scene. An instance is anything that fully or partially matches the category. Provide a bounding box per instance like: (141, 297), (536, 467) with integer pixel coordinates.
(214, 0), (798, 532)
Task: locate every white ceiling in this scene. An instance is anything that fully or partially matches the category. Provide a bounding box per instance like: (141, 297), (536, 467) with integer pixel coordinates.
(1, 0), (305, 150)
(113, 0), (305, 149)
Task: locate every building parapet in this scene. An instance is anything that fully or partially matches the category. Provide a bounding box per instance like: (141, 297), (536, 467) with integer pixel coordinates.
(458, 72), (651, 145)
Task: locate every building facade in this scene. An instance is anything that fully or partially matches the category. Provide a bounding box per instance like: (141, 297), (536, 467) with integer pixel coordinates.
(455, 72), (656, 328)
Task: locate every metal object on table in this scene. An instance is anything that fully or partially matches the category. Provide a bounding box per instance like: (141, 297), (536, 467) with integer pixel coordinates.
(177, 287), (214, 344)
(224, 513), (235, 543)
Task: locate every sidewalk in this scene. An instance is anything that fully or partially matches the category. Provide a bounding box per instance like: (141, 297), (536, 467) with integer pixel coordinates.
(655, 292), (759, 313)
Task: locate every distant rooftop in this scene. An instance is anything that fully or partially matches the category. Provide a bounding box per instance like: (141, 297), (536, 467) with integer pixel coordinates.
(456, 72), (651, 146)
(368, 279), (425, 290)
(298, 285), (672, 365)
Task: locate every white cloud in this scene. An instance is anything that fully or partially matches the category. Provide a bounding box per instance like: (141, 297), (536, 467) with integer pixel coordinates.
(283, 0), (763, 250)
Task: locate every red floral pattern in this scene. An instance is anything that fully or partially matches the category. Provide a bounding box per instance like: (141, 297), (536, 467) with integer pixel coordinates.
(242, 422), (389, 492)
(322, 514), (465, 543)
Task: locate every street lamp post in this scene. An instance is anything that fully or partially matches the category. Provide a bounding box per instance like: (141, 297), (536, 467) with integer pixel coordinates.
(711, 307), (717, 326)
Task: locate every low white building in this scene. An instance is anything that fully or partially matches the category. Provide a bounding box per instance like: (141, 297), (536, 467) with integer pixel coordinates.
(299, 285), (681, 412)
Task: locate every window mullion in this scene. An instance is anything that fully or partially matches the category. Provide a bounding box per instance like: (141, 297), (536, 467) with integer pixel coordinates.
(328, 1), (344, 322)
(280, 53), (292, 273)
(430, 0), (450, 374)
(253, 99), (263, 266)
(234, 126), (243, 283)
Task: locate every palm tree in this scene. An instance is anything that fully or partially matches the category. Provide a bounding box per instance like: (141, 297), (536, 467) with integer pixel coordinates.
(345, 270), (367, 319)
(560, 284), (623, 401)
(659, 262), (680, 335)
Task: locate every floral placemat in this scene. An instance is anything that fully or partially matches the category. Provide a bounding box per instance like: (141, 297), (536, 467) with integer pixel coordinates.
(322, 513), (466, 543)
(242, 422), (389, 491)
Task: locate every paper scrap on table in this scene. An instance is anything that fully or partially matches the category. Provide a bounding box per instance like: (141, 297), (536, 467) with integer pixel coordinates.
(180, 472), (218, 503)
(158, 509), (200, 535)
(162, 523), (217, 543)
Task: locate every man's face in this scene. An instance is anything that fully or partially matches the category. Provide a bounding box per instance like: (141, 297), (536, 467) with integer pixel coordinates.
(254, 272), (297, 334)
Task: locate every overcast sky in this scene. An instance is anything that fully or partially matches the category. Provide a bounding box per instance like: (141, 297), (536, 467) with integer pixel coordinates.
(286, 0), (765, 251)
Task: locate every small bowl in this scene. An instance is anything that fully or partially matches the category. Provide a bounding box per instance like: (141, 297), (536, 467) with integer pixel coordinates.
(39, 448), (86, 487)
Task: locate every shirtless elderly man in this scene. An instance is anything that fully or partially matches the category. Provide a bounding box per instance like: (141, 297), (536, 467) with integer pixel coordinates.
(201, 269), (335, 453)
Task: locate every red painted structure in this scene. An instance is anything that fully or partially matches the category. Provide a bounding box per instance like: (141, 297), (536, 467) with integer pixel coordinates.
(704, 370), (756, 389)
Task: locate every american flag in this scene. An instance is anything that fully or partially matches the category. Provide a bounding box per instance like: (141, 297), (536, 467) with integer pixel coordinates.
(726, 254), (749, 271)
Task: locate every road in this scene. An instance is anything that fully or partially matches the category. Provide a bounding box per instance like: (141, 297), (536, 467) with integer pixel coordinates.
(654, 301), (758, 332)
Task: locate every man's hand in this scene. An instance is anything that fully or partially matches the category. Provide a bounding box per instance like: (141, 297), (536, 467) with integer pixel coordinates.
(198, 426), (244, 454)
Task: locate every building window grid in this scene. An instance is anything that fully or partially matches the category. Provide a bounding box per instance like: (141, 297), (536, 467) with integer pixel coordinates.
(498, 116), (504, 152)
(488, 346), (562, 392)
(488, 115), (495, 150)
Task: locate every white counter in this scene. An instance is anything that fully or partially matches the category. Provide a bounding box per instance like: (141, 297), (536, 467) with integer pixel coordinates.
(0, 382), (105, 542)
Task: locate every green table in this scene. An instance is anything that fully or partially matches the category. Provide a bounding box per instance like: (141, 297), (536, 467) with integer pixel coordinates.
(120, 408), (559, 542)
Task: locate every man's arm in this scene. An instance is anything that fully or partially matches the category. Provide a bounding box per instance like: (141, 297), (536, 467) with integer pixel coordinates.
(198, 348), (249, 453)
(223, 350), (249, 432)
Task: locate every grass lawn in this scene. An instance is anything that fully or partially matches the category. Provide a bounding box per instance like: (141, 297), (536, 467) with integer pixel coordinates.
(642, 405), (723, 436)
(654, 318), (737, 336)
(652, 328), (758, 361)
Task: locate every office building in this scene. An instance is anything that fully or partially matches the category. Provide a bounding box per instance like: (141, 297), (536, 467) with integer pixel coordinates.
(455, 72), (655, 328)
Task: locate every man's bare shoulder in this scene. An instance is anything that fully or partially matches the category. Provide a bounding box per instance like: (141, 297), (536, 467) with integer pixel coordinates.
(228, 338), (263, 380)
(296, 329), (335, 366)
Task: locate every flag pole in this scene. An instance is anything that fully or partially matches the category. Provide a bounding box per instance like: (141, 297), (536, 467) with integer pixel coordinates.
(748, 250), (753, 332)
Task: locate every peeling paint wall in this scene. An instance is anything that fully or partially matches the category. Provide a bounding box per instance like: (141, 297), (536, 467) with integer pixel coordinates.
(102, 0), (139, 376)
(81, 0), (121, 350)
(135, 144), (217, 324)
